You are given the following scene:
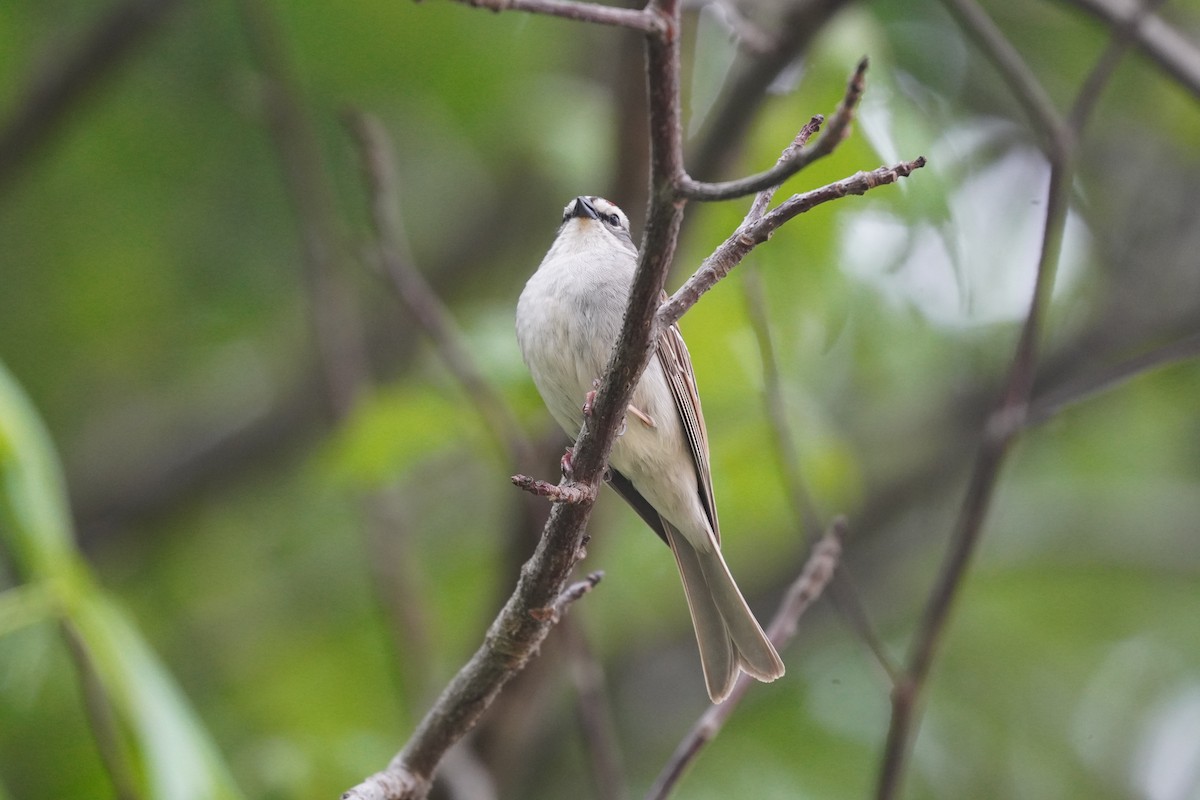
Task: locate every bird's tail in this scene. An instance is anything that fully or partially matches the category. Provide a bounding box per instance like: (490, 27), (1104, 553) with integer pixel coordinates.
(665, 523), (785, 703)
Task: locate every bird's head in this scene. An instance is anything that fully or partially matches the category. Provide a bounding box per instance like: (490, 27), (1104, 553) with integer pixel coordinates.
(554, 195), (636, 255)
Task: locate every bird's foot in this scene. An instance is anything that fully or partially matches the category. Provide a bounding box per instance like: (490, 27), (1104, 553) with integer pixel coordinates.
(582, 377), (602, 417)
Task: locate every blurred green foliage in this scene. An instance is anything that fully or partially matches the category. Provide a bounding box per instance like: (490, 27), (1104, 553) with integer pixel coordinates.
(2, 0), (1199, 798)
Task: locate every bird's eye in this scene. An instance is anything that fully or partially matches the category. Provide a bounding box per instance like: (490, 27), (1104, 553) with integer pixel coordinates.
(607, 213), (621, 227)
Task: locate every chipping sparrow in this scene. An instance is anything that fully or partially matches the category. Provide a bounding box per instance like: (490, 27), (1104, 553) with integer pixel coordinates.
(515, 195), (784, 702)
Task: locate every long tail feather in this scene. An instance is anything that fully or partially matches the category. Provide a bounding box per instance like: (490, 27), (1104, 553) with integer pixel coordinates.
(665, 524), (784, 702)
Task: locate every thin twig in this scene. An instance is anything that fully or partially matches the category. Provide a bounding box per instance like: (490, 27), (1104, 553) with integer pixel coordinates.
(660, 157), (927, 329)
(237, 0), (368, 420)
(511, 474), (598, 505)
(645, 520), (845, 800)
(345, 109), (537, 468)
(562, 619), (628, 800)
(1026, 330), (1200, 428)
(536, 572), (605, 623)
(808, 56), (871, 162)
(679, 56), (869, 201)
(679, 116), (823, 201)
(452, 0), (663, 33)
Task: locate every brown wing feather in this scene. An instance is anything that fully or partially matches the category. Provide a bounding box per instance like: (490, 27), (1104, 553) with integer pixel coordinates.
(655, 319), (720, 543)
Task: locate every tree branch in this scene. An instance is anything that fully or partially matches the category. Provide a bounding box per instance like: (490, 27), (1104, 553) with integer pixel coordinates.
(343, 0), (688, 796)
(873, 1), (1153, 796)
(678, 56), (869, 201)
(562, 619), (629, 800)
(345, 109), (538, 469)
(0, 0), (185, 195)
(237, 0), (369, 420)
(1026, 329), (1200, 428)
(450, 0), (663, 33)
(659, 157), (927, 329)
(1060, 0), (1200, 100)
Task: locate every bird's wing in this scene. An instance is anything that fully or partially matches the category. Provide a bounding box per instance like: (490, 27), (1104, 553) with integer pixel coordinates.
(607, 468), (669, 545)
(656, 316), (720, 544)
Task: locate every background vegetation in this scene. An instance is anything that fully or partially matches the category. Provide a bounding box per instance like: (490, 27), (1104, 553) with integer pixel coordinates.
(1, 0), (1198, 798)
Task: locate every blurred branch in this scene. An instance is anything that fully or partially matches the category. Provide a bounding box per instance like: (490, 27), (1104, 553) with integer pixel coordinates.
(237, 0), (368, 420)
(940, 0), (1070, 157)
(645, 520), (845, 800)
(0, 0), (186, 196)
(681, 0), (779, 56)
(1027, 329), (1200, 427)
(438, 746), (498, 800)
(364, 490), (437, 700)
(345, 109), (538, 469)
(1068, 0), (1169, 132)
(1061, 0), (1200, 99)
(741, 269), (822, 539)
(873, 2), (1155, 797)
(563, 620), (629, 800)
(742, 269), (900, 684)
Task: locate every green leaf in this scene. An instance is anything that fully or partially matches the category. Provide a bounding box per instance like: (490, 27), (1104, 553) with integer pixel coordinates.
(0, 360), (244, 800)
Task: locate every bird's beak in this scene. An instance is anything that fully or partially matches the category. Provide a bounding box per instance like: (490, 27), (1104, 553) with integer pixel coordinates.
(567, 196), (600, 222)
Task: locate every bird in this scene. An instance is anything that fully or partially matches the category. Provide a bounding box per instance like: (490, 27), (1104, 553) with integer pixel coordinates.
(515, 194), (785, 703)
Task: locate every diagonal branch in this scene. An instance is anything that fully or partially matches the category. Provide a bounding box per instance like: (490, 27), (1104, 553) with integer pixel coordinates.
(1060, 0), (1200, 100)
(345, 109), (537, 469)
(1026, 329), (1200, 428)
(343, 0), (688, 796)
(659, 157), (927, 329)
(0, 0), (186, 195)
(237, 0), (369, 420)
(678, 56), (870, 201)
(873, 1), (1156, 797)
